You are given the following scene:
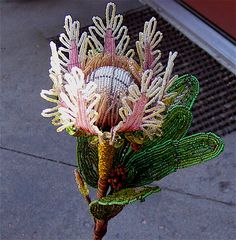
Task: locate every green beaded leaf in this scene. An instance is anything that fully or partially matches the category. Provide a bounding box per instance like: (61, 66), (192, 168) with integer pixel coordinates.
(176, 132), (224, 168)
(89, 202), (124, 220)
(124, 140), (178, 187)
(167, 74), (199, 110)
(114, 139), (131, 166)
(89, 186), (160, 220)
(76, 137), (98, 188)
(161, 106), (192, 141)
(144, 106), (192, 149)
(99, 186), (161, 205)
(124, 133), (224, 187)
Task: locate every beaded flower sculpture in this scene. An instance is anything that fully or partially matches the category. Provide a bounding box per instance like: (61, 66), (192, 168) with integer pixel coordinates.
(40, 3), (224, 240)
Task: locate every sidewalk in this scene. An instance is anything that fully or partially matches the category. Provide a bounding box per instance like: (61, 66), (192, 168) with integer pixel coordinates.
(1, 1), (235, 239)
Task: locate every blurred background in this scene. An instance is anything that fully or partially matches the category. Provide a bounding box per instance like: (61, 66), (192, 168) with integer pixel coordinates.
(0, 0), (235, 239)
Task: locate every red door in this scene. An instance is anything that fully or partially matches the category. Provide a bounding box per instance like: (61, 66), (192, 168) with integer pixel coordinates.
(181, 0), (236, 41)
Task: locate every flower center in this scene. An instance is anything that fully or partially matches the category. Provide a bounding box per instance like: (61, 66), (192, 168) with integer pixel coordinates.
(87, 66), (134, 131)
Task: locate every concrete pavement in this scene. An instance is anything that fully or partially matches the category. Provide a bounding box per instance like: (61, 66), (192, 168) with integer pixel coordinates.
(1, 0), (235, 239)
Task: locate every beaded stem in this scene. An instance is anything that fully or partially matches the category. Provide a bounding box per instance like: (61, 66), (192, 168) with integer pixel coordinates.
(93, 139), (116, 240)
(97, 140), (116, 198)
(93, 219), (108, 240)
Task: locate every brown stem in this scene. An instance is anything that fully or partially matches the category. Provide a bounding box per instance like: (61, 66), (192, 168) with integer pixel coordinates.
(93, 178), (109, 239)
(93, 140), (115, 239)
(85, 195), (91, 204)
(93, 219), (108, 240)
(97, 178), (109, 199)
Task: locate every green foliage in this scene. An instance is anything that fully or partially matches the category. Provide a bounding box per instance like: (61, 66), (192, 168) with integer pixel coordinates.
(124, 133), (224, 187)
(114, 139), (131, 166)
(76, 137), (99, 188)
(98, 186), (161, 205)
(89, 186), (160, 220)
(176, 132), (224, 168)
(124, 140), (178, 187)
(167, 74), (200, 110)
(144, 106), (192, 149)
(89, 202), (124, 220)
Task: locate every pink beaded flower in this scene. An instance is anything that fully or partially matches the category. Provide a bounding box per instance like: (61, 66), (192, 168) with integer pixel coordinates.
(41, 2), (177, 144)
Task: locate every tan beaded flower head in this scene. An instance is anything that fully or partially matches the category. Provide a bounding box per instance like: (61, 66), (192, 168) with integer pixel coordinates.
(41, 2), (178, 143)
